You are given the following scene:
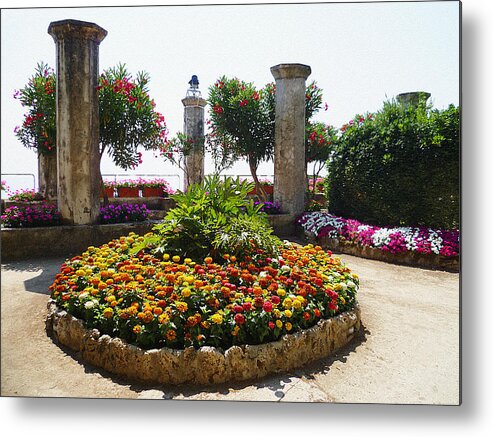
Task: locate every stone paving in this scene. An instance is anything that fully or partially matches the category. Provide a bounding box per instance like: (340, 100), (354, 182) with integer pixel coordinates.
(1, 252), (459, 404)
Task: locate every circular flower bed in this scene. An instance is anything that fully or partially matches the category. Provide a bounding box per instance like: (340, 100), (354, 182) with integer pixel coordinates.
(49, 233), (359, 351)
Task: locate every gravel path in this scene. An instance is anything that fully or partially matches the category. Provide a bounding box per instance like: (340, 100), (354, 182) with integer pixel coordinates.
(1, 252), (459, 404)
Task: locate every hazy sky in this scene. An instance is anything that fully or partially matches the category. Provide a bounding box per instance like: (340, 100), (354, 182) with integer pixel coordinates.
(1, 1), (460, 192)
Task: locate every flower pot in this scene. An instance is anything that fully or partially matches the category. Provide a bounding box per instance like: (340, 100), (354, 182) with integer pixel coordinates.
(101, 187), (115, 198)
(117, 187), (139, 198)
(248, 185), (273, 196)
(142, 187), (163, 197)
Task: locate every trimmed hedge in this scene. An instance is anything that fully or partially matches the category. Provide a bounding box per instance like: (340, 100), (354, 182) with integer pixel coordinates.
(327, 100), (459, 229)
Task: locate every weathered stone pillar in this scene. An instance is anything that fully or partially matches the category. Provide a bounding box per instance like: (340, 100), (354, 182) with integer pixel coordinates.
(38, 152), (57, 200)
(182, 96), (206, 190)
(271, 63), (311, 217)
(48, 19), (107, 225)
(396, 91), (431, 107)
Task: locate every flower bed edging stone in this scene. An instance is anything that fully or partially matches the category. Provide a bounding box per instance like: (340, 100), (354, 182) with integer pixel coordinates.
(46, 300), (361, 386)
(309, 233), (459, 272)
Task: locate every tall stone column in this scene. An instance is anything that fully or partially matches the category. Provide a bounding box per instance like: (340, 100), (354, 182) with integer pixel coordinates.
(182, 96), (206, 190)
(396, 91), (431, 107)
(48, 19), (107, 225)
(271, 63), (311, 217)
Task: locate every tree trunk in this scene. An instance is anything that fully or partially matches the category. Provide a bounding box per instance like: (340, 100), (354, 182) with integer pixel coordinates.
(99, 146), (109, 206)
(248, 159), (267, 202)
(38, 151), (57, 200)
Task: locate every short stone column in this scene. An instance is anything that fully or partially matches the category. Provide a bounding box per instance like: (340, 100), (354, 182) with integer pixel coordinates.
(182, 96), (206, 190)
(396, 91), (431, 107)
(48, 19), (107, 225)
(271, 63), (311, 217)
(38, 152), (57, 200)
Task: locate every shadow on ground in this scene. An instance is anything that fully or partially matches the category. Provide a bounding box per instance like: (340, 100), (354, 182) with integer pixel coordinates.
(2, 257), (64, 295)
(45, 321), (369, 401)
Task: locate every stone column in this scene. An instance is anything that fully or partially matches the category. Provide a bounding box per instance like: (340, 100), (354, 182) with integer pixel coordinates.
(271, 63), (311, 217)
(48, 19), (107, 225)
(181, 96), (207, 190)
(38, 152), (57, 200)
(396, 91), (431, 107)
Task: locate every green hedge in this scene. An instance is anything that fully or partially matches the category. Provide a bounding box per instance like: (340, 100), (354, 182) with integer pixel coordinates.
(326, 100), (460, 228)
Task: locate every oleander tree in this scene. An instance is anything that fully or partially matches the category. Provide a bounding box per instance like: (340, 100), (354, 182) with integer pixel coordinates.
(14, 62), (168, 202)
(207, 76), (329, 200)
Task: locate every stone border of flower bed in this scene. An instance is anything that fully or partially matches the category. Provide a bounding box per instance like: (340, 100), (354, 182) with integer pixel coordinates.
(46, 300), (361, 386)
(307, 233), (459, 273)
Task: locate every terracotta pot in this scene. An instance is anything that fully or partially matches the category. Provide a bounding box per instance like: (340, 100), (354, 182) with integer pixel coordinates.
(117, 187), (139, 197)
(101, 187), (115, 198)
(142, 187), (163, 197)
(248, 185), (273, 195)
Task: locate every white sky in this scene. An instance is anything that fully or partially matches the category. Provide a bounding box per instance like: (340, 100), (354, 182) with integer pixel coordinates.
(1, 0), (459, 193)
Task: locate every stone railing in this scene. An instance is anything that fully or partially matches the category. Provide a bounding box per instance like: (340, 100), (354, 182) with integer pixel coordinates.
(46, 301), (361, 385)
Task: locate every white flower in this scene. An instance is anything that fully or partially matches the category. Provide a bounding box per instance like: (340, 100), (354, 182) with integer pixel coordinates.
(78, 292), (89, 300)
(347, 280), (356, 289)
(84, 301), (95, 309)
(281, 265), (291, 272)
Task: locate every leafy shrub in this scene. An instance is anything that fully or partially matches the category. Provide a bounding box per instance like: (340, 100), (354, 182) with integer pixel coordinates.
(134, 175), (282, 261)
(327, 100), (460, 228)
(1, 202), (60, 227)
(254, 200), (282, 215)
(100, 203), (149, 224)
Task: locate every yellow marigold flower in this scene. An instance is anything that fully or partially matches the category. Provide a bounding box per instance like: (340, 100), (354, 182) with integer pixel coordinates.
(277, 288), (286, 297)
(340, 296), (346, 305)
(158, 313), (170, 324)
(201, 321), (211, 329)
(184, 258), (192, 264)
(163, 253), (170, 261)
(76, 269), (85, 276)
(273, 309), (281, 318)
(184, 275), (195, 284)
(133, 325), (142, 334)
(176, 301), (188, 312)
(232, 325), (240, 336)
(352, 273), (359, 280)
(211, 313), (223, 325)
(102, 307), (114, 318)
(172, 255), (181, 263)
(283, 298), (293, 309)
(334, 283), (343, 291)
(181, 288), (191, 298)
(284, 309), (292, 318)
(293, 300), (302, 310)
(106, 295), (116, 303)
(285, 322), (293, 331)
(276, 320), (283, 329)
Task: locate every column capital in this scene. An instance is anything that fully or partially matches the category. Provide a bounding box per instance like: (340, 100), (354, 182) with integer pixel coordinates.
(271, 63), (311, 80)
(396, 91), (431, 106)
(48, 19), (107, 44)
(182, 96), (207, 108)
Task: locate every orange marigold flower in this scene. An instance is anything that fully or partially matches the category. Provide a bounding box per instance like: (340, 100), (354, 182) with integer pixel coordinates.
(166, 329), (177, 341)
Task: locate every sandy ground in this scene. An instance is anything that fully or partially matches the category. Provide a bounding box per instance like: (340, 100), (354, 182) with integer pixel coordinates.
(1, 252), (460, 404)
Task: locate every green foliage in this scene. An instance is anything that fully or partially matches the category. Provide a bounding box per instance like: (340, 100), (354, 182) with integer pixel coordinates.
(207, 77), (328, 198)
(327, 100), (460, 228)
(98, 63), (168, 170)
(136, 175), (282, 261)
(14, 62), (56, 156)
(14, 62), (167, 170)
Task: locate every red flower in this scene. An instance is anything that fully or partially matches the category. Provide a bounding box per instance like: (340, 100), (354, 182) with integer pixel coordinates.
(268, 321), (275, 330)
(234, 313), (245, 325)
(271, 295), (280, 305)
(263, 301), (273, 313)
(242, 301), (252, 311)
(233, 305), (243, 313)
(213, 104), (223, 114)
(239, 99), (248, 107)
(303, 312), (311, 321)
